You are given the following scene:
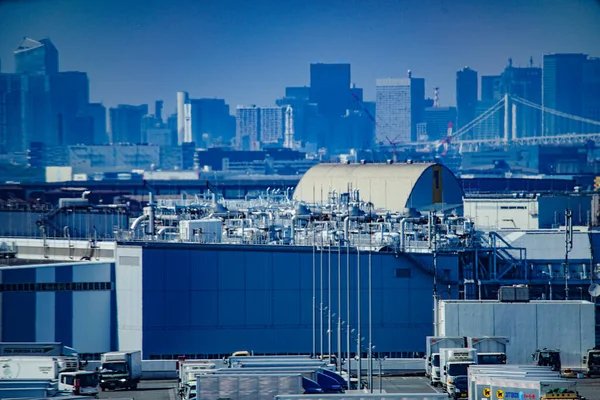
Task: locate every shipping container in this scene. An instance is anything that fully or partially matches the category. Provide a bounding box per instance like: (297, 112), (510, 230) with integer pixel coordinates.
(143, 171), (200, 181)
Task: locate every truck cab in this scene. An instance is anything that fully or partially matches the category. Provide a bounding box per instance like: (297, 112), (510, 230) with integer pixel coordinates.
(583, 348), (600, 377)
(99, 351), (142, 391)
(430, 353), (441, 386)
(451, 375), (468, 399)
(59, 370), (100, 397)
(532, 349), (561, 372)
(440, 348), (477, 395)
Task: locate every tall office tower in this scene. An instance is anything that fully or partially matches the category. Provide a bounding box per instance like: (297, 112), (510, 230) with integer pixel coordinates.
(236, 106), (261, 150)
(21, 74), (53, 147)
(86, 103), (107, 144)
(188, 98), (236, 146)
(310, 63), (353, 150)
(0, 73), (24, 153)
(481, 75), (503, 101)
(501, 61), (542, 137)
(277, 86), (313, 145)
(109, 104), (148, 144)
(375, 74), (425, 144)
(260, 107), (286, 146)
(50, 71), (90, 145)
(183, 103), (192, 143)
(456, 67), (478, 129)
(285, 86), (310, 100)
(543, 53), (587, 135)
(176, 91), (189, 144)
(14, 37), (59, 75)
(155, 100), (163, 123)
(583, 57), (600, 122)
(309, 63), (351, 118)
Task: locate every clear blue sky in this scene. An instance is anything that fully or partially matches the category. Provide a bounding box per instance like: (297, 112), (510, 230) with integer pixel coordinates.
(1, 0), (599, 115)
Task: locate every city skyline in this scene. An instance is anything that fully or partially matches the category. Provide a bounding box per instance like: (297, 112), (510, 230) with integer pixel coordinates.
(1, 0), (599, 113)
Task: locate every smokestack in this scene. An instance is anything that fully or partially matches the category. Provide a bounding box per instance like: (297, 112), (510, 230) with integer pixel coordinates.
(177, 91), (188, 145)
(434, 87), (440, 107)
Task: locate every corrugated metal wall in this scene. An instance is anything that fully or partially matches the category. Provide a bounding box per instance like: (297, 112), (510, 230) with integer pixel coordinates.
(438, 300), (596, 369)
(0, 262), (117, 355)
(139, 244), (459, 358)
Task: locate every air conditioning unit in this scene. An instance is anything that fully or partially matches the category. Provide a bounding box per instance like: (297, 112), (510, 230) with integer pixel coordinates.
(498, 285), (530, 303)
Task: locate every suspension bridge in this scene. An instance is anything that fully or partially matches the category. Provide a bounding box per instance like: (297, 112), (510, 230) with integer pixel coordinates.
(410, 94), (600, 154)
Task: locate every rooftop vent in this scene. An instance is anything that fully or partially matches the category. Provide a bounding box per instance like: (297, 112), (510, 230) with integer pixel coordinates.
(498, 285), (530, 303)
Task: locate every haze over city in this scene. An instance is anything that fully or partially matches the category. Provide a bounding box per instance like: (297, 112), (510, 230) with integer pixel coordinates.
(1, 0), (599, 112)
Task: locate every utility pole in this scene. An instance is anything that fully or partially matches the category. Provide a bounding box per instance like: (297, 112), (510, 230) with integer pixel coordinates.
(357, 246), (362, 389)
(312, 222), (316, 358)
(565, 209), (573, 300)
(432, 211), (439, 336)
(337, 240), (342, 372)
(368, 219), (373, 393)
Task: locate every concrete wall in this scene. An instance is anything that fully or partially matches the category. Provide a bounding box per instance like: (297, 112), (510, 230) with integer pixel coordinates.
(438, 300), (595, 369)
(115, 245), (143, 355)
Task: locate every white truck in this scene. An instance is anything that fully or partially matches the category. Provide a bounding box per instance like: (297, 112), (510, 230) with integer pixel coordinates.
(0, 342), (79, 372)
(99, 351), (142, 391)
(439, 348), (477, 395)
(465, 336), (508, 365)
(425, 336), (465, 387)
(0, 356), (99, 396)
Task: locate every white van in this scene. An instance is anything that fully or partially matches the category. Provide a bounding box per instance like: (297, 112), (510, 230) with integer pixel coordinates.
(59, 371), (100, 397)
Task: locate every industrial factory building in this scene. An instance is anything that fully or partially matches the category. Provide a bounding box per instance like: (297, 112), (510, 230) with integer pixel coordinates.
(0, 162), (598, 362)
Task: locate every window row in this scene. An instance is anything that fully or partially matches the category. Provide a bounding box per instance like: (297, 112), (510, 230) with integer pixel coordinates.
(0, 282), (113, 292)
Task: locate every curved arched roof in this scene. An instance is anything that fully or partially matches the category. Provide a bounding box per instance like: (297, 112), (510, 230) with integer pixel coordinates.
(293, 162), (463, 212)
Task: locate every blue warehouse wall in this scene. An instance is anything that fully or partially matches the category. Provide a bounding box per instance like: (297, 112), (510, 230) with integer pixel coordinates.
(0, 262), (117, 355)
(140, 244), (459, 358)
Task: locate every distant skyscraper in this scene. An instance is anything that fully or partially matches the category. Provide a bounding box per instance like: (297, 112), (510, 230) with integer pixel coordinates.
(501, 62), (542, 137)
(260, 107), (286, 145)
(583, 57), (600, 122)
(309, 63), (351, 118)
(481, 75), (502, 101)
(176, 91), (189, 145)
(20, 74), (53, 147)
(86, 103), (107, 144)
(236, 106), (260, 150)
(14, 37), (59, 75)
(456, 67), (478, 129)
(285, 86), (310, 100)
(109, 104), (148, 144)
(155, 100), (163, 123)
(50, 71), (90, 145)
(543, 53), (587, 134)
(375, 76), (425, 144)
(189, 98), (236, 146)
(0, 73), (24, 153)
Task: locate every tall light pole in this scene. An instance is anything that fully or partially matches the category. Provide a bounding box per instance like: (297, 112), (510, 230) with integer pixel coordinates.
(320, 236), (324, 357)
(346, 234), (352, 382)
(312, 218), (316, 358)
(328, 239), (332, 360)
(565, 209), (573, 300)
(357, 246), (362, 389)
(368, 217), (373, 392)
(337, 238), (342, 372)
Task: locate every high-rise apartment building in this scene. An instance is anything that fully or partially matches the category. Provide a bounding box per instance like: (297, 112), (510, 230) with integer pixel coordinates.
(236, 106), (260, 151)
(456, 67), (478, 129)
(176, 91), (189, 144)
(260, 107), (286, 145)
(375, 76), (425, 144)
(109, 104), (148, 144)
(14, 37), (59, 75)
